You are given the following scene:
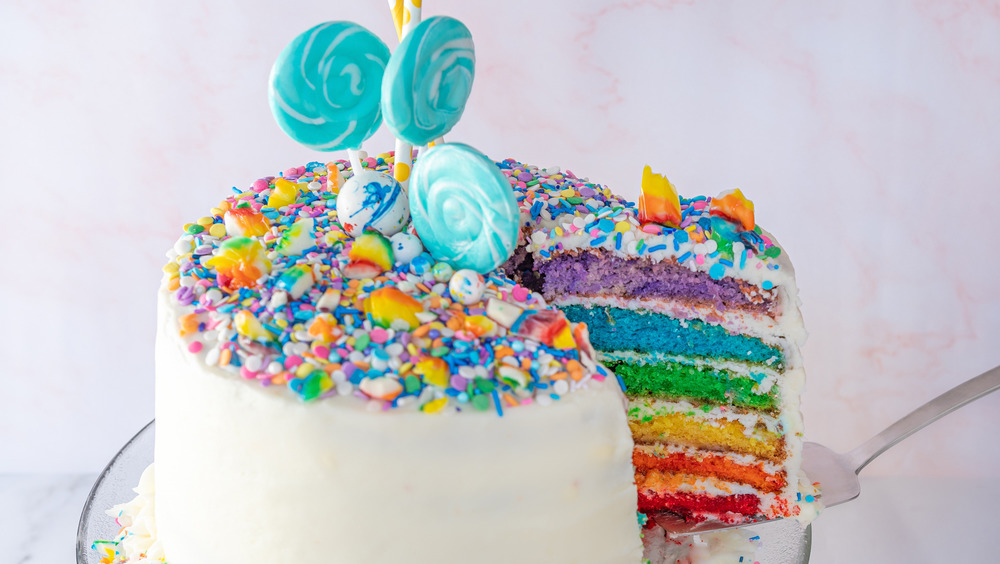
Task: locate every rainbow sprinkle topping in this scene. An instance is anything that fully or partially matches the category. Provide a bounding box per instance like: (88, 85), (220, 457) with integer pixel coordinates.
(506, 159), (782, 289)
(163, 153), (611, 413)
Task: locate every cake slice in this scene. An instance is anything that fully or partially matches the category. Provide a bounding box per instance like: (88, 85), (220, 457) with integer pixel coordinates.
(503, 160), (808, 524)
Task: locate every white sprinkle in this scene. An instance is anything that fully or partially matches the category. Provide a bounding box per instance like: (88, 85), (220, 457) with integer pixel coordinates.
(204, 288), (222, 304)
(244, 355), (263, 372)
(553, 379), (570, 395)
(204, 347), (220, 366)
(173, 236), (194, 255)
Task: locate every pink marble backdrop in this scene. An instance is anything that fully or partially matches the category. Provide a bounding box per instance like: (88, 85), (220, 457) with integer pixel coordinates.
(1, 0), (997, 479)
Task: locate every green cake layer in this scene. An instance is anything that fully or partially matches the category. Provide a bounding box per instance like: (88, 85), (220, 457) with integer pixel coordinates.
(605, 360), (778, 411)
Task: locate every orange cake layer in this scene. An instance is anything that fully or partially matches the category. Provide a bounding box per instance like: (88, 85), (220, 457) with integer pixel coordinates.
(632, 446), (786, 494)
(634, 469), (763, 519)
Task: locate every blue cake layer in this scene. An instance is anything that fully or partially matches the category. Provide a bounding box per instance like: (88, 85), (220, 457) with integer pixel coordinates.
(560, 305), (783, 367)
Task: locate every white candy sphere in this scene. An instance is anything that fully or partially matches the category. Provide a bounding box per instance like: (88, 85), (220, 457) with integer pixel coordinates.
(448, 269), (486, 305)
(336, 170), (409, 237)
(389, 232), (423, 265)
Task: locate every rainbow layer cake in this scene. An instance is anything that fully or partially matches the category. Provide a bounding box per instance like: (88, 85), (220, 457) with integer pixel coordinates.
(504, 162), (809, 524)
(96, 155), (645, 564)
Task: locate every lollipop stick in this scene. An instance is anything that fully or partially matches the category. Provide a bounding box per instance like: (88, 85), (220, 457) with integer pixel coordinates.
(389, 0), (423, 191)
(388, 0), (405, 41)
(348, 148), (365, 176)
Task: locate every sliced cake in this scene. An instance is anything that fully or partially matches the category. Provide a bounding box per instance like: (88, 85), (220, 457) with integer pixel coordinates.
(503, 160), (808, 524)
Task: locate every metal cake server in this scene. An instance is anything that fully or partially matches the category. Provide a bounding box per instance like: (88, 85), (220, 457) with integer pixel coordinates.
(653, 364), (1000, 536)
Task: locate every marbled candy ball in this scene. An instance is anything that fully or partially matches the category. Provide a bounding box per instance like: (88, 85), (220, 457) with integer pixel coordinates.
(448, 269), (486, 305)
(432, 262), (455, 283)
(389, 232), (423, 265)
(336, 170), (409, 237)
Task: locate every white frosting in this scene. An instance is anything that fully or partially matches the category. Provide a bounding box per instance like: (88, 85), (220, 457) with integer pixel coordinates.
(154, 289), (644, 563)
(642, 525), (760, 564)
(634, 443), (784, 476)
(628, 398), (784, 437)
(104, 464), (165, 563)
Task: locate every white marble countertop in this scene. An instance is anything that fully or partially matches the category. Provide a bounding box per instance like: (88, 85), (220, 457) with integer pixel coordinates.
(2, 473), (996, 564)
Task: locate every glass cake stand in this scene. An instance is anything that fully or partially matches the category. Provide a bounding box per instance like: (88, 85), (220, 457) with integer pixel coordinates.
(76, 421), (811, 563)
(77, 420), (155, 564)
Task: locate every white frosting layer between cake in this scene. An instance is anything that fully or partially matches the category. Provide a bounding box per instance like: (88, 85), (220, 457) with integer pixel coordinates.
(154, 289), (644, 563)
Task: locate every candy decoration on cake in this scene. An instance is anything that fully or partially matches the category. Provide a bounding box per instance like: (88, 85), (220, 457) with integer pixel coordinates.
(462, 315), (496, 337)
(381, 16), (475, 147)
(448, 269), (486, 305)
(409, 143), (519, 273)
(414, 356), (449, 388)
(359, 376), (404, 401)
(572, 323), (598, 369)
(638, 165), (681, 227)
(343, 231), (395, 279)
(431, 261), (454, 283)
(224, 204), (270, 237)
(269, 21), (390, 173)
(710, 188), (755, 231)
(511, 309), (577, 350)
(276, 264), (316, 300)
(276, 217), (316, 256)
(291, 370), (333, 401)
(307, 313), (341, 343)
(335, 169), (409, 237)
(205, 237), (271, 290)
(485, 297), (524, 328)
(268, 178), (302, 209)
(388, 231), (423, 265)
(364, 287), (424, 330)
(233, 310), (275, 342)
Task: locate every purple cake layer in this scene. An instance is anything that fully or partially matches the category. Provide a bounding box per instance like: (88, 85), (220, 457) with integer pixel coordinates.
(534, 251), (775, 314)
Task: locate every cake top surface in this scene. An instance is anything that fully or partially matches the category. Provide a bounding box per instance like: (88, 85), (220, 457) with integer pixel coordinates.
(164, 151), (793, 412)
(505, 159), (793, 292)
(164, 154), (615, 413)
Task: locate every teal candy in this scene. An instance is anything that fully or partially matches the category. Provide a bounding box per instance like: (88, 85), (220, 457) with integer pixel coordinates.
(409, 143), (518, 274)
(381, 16), (475, 146)
(269, 22), (390, 151)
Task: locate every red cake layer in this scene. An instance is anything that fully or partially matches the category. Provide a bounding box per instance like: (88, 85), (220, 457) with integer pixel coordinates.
(633, 448), (786, 494)
(638, 491), (761, 522)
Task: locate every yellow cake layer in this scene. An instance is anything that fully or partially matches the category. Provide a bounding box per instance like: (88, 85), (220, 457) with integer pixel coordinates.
(628, 412), (784, 461)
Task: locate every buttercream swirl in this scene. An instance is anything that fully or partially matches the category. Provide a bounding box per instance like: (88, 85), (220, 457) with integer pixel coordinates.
(269, 22), (390, 151)
(381, 16), (475, 146)
(409, 143), (519, 273)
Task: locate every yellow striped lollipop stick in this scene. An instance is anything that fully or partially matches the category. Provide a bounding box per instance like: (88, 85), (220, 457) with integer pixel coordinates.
(388, 0), (422, 41)
(387, 0), (423, 191)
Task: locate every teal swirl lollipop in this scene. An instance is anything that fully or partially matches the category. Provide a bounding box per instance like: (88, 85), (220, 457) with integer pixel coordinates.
(381, 16), (475, 147)
(269, 22), (390, 151)
(409, 143), (519, 274)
